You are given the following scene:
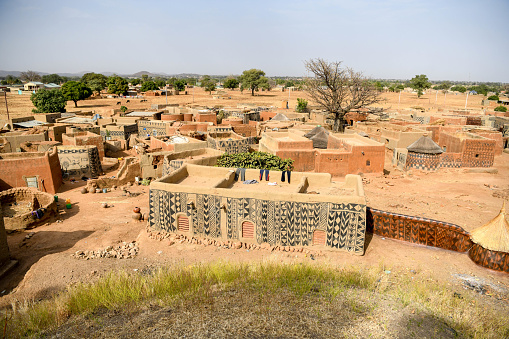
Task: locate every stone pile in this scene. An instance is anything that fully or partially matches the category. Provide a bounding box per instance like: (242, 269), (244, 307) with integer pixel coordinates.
(73, 241), (139, 260)
(146, 227), (324, 256)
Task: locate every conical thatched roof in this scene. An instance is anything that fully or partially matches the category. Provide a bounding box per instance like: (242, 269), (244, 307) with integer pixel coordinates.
(270, 113), (290, 121)
(470, 201), (509, 253)
(304, 126), (329, 139)
(406, 135), (443, 154)
(310, 130), (329, 149)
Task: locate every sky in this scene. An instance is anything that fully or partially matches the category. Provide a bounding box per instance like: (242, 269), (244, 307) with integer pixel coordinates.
(0, 0), (508, 82)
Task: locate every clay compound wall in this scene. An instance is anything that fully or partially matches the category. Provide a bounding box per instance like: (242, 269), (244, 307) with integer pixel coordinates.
(57, 145), (103, 179)
(366, 207), (472, 252)
(0, 148), (62, 194)
(62, 132), (105, 160)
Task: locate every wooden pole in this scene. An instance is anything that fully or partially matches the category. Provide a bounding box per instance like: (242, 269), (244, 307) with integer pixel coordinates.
(3, 91), (10, 130)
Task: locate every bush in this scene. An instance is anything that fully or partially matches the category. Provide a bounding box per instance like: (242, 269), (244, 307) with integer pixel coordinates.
(30, 89), (66, 113)
(494, 105), (507, 112)
(487, 95), (499, 101)
(120, 105), (128, 112)
(216, 151), (294, 171)
(295, 98), (308, 113)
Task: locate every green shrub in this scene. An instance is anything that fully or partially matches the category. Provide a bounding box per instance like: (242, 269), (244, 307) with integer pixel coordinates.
(216, 151), (294, 171)
(295, 98), (308, 112)
(494, 105), (507, 112)
(120, 105), (128, 112)
(487, 95), (499, 101)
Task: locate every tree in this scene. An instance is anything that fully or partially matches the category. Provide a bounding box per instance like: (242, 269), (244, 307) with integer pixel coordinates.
(20, 70), (41, 82)
(450, 85), (467, 93)
(130, 78), (141, 86)
(203, 81), (216, 94)
(304, 58), (382, 132)
(409, 74), (431, 98)
(487, 95), (499, 101)
(296, 98), (308, 113)
(30, 89), (66, 113)
(81, 73), (108, 95)
(174, 80), (186, 91)
(61, 81), (93, 107)
(1, 75), (21, 85)
(435, 81), (451, 91)
(494, 105), (507, 112)
(285, 80), (295, 88)
(107, 76), (128, 96)
(240, 69), (269, 96)
(141, 81), (159, 92)
(41, 74), (64, 84)
(396, 84), (405, 91)
(224, 78), (239, 90)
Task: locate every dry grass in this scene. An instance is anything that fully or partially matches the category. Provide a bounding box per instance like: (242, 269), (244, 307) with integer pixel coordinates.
(2, 261), (508, 338)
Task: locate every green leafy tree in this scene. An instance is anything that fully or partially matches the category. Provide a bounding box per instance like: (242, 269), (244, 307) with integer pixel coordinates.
(30, 89), (66, 113)
(203, 81), (216, 94)
(154, 79), (166, 88)
(120, 105), (128, 112)
(200, 75), (212, 87)
(494, 105), (507, 112)
(240, 69), (269, 96)
(409, 74), (431, 98)
(130, 78), (141, 86)
(20, 70), (41, 82)
(42, 74), (65, 84)
(388, 86), (395, 92)
(450, 85), (467, 93)
(375, 81), (384, 92)
(81, 73), (108, 95)
(285, 80), (295, 88)
(141, 81), (159, 92)
(61, 81), (93, 107)
(304, 58), (382, 132)
(1, 75), (21, 85)
(396, 84), (405, 91)
(141, 74), (150, 83)
(107, 76), (129, 96)
(488, 95), (499, 101)
(174, 80), (186, 91)
(296, 98), (308, 112)
(223, 78), (239, 90)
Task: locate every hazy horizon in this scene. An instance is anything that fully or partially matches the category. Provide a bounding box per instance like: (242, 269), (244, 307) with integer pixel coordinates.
(1, 0), (508, 83)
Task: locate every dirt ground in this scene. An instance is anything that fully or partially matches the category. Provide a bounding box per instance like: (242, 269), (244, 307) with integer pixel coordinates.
(0, 86), (507, 313)
(0, 151), (508, 310)
(0, 86), (488, 122)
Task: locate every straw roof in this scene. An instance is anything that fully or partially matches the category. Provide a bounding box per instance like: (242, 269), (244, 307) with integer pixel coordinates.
(310, 130), (329, 149)
(470, 201), (509, 253)
(406, 135), (443, 154)
(270, 113), (290, 121)
(304, 126), (329, 139)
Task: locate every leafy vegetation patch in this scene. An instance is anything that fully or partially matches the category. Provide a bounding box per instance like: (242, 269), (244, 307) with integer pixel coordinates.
(216, 151), (294, 171)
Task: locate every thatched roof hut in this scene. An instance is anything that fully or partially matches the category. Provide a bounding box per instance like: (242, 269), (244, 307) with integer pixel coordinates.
(304, 126), (329, 139)
(470, 201), (509, 253)
(270, 113), (290, 121)
(310, 130), (329, 149)
(406, 135), (443, 154)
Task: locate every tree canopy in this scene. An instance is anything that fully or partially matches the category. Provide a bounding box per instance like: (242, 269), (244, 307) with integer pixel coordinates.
(41, 74), (66, 84)
(107, 76), (129, 96)
(61, 81), (93, 107)
(240, 69), (269, 96)
(0, 75), (21, 85)
(174, 80), (186, 91)
(223, 78), (239, 90)
(20, 70), (41, 82)
(201, 76), (216, 94)
(81, 73), (108, 95)
(30, 89), (66, 113)
(450, 85), (467, 93)
(409, 74), (431, 98)
(141, 81), (159, 92)
(304, 58), (382, 132)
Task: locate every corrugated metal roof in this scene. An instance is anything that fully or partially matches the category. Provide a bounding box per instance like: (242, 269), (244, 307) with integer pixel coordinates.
(13, 120), (47, 128)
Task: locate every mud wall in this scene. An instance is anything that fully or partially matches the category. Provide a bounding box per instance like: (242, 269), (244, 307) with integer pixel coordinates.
(366, 207), (472, 252)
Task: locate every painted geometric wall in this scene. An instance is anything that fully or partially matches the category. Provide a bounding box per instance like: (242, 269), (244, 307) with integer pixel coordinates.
(149, 189), (367, 254)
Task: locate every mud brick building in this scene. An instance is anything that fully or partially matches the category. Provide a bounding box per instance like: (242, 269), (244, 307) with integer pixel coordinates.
(57, 145), (102, 179)
(62, 131), (105, 160)
(0, 148), (62, 194)
(207, 130), (250, 154)
(149, 164), (367, 255)
(259, 130), (385, 176)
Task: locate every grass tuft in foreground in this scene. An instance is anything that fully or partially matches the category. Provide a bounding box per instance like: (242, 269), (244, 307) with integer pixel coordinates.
(3, 262), (508, 338)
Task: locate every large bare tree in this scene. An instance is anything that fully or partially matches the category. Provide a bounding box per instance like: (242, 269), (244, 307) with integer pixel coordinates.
(304, 58), (382, 132)
(20, 70), (42, 82)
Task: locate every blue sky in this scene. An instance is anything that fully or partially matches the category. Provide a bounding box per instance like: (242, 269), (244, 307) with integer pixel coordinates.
(0, 0), (508, 82)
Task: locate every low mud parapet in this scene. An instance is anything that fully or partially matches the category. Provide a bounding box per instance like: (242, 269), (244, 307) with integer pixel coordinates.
(0, 187), (57, 231)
